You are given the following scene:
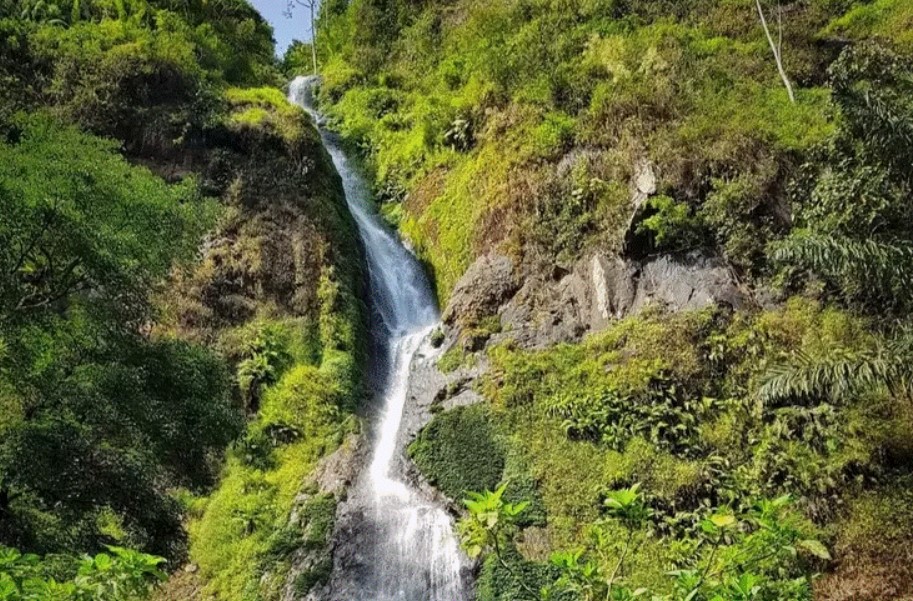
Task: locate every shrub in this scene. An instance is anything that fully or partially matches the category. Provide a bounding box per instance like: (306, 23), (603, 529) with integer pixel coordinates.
(634, 195), (706, 253)
(409, 405), (505, 500)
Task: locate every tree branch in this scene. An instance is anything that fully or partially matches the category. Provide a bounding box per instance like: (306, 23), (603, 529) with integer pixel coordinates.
(756, 0), (795, 103)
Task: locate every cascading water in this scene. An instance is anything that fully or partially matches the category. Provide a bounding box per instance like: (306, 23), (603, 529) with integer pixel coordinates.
(289, 76), (470, 601)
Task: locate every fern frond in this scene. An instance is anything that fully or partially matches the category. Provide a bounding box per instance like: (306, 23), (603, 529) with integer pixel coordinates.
(771, 232), (913, 306)
(756, 348), (898, 404)
(758, 336), (913, 404)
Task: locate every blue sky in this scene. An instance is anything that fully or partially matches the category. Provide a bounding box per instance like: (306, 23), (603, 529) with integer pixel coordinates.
(249, 0), (312, 56)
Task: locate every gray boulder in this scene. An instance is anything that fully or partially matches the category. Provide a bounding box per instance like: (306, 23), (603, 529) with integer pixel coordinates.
(442, 253), (520, 325)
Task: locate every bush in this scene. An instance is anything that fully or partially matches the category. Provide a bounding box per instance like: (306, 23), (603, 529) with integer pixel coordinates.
(225, 86), (311, 146)
(409, 405), (505, 500)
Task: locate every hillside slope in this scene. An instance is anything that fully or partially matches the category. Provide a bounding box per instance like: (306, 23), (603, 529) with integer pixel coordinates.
(313, 0), (913, 599)
(0, 2), (365, 599)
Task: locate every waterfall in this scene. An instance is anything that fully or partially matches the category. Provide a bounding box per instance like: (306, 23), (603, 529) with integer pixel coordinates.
(289, 76), (469, 601)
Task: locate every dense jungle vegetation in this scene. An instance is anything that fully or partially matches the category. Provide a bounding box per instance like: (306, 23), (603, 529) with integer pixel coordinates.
(312, 0), (913, 599)
(3, 0), (913, 599)
(0, 1), (364, 599)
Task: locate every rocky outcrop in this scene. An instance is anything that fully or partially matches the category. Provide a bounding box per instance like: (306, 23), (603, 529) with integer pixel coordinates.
(439, 153), (746, 349)
(586, 252), (747, 327)
(444, 250), (748, 349)
(629, 158), (658, 221)
(442, 254), (520, 326)
(279, 434), (362, 601)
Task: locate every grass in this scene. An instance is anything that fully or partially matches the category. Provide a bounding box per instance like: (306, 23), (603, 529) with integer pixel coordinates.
(824, 0), (913, 51)
(225, 86), (312, 146)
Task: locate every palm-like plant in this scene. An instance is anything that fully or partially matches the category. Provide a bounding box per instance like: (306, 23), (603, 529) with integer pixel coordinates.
(771, 232), (913, 310)
(19, 0), (67, 25)
(757, 331), (913, 404)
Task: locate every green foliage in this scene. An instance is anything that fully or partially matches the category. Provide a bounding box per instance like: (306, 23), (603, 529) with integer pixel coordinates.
(603, 484), (654, 530)
(634, 196), (705, 253)
(757, 326), (913, 404)
(460, 483), (540, 600)
(547, 381), (717, 456)
(470, 300), (904, 596)
(547, 492), (824, 601)
(776, 42), (913, 311)
(437, 346), (475, 373)
(834, 482), (913, 562)
(824, 0), (913, 52)
(773, 234), (913, 310)
(28, 16), (214, 146)
(0, 115), (215, 321)
(282, 40), (315, 77)
(0, 116), (235, 558)
(225, 86), (312, 146)
(548, 484), (654, 601)
(316, 0), (842, 294)
(0, 545), (165, 601)
(190, 260), (363, 599)
(1, 0), (280, 155)
(460, 483), (530, 560)
(189, 363), (355, 599)
(0, 2), (364, 600)
(234, 322), (298, 411)
(409, 405), (505, 500)
(478, 549), (558, 601)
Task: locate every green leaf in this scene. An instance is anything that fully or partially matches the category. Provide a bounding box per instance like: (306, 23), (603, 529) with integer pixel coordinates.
(93, 553), (112, 571)
(700, 519), (719, 535)
(797, 539), (832, 560)
(709, 514), (736, 529)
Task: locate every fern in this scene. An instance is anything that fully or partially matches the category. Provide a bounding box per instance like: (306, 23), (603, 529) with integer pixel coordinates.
(757, 333), (913, 403)
(771, 232), (913, 307)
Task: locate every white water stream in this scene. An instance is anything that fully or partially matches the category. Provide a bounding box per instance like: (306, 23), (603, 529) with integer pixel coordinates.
(289, 76), (469, 601)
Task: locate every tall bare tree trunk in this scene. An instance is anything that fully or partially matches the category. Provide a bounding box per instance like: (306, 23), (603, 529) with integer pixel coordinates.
(756, 0), (795, 103)
(309, 2), (318, 75)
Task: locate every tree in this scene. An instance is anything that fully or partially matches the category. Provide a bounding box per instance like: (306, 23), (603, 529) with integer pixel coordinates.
(0, 115), (212, 321)
(0, 116), (239, 559)
(286, 0), (319, 75)
(282, 40), (317, 77)
(755, 0), (795, 103)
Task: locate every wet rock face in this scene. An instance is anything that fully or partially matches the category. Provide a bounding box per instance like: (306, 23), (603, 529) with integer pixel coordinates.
(302, 335), (480, 601)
